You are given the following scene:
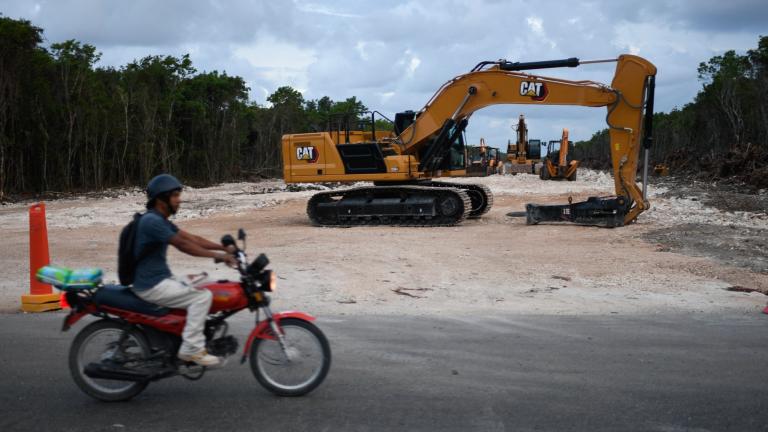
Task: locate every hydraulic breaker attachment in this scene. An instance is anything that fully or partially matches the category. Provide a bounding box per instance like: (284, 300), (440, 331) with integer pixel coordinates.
(525, 196), (631, 228)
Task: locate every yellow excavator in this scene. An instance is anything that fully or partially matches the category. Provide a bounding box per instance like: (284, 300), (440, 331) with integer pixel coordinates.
(282, 55), (657, 227)
(467, 138), (501, 177)
(540, 128), (579, 181)
(505, 114), (542, 174)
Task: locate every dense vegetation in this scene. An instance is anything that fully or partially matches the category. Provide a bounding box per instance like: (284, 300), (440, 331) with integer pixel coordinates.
(0, 17), (374, 199)
(2, 17), (765, 198)
(573, 36), (768, 189)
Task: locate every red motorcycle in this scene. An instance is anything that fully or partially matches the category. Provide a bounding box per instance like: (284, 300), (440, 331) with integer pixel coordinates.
(40, 229), (331, 402)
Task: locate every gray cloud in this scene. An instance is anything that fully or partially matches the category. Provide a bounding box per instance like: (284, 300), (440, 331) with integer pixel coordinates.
(11, 0), (299, 46)
(0, 0), (763, 144)
(656, 0), (768, 32)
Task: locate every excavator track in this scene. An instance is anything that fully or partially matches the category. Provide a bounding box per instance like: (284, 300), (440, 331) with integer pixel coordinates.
(307, 186), (472, 227)
(421, 182), (493, 218)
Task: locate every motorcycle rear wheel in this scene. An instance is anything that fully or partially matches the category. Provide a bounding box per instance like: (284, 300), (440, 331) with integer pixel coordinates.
(69, 320), (150, 402)
(250, 318), (331, 397)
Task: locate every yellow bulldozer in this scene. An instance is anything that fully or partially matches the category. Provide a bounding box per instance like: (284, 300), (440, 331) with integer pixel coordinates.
(282, 55), (657, 227)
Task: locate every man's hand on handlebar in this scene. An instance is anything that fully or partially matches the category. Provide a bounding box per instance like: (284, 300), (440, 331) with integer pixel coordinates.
(224, 244), (238, 254)
(214, 252), (239, 268)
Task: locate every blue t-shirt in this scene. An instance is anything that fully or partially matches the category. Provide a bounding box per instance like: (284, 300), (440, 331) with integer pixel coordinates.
(132, 210), (179, 291)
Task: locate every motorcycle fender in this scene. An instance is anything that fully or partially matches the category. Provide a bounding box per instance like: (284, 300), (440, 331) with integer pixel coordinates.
(62, 310), (88, 331)
(241, 311), (315, 362)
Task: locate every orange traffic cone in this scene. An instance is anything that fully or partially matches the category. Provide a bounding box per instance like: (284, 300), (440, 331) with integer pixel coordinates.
(21, 202), (61, 312)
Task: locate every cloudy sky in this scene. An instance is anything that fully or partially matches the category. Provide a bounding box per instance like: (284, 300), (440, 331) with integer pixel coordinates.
(2, 0), (765, 146)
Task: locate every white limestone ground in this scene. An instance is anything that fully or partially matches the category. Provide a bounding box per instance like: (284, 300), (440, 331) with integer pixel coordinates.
(1, 169), (766, 315)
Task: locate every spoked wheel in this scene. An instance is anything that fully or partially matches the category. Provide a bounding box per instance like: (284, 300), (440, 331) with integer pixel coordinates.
(250, 318), (331, 397)
(69, 320), (150, 402)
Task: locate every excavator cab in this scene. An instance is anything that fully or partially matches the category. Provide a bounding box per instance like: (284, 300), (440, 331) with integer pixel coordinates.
(417, 117), (469, 173)
(394, 110), (416, 135)
(446, 130), (467, 171)
(527, 139), (542, 160)
(545, 140), (561, 160)
(395, 109), (466, 172)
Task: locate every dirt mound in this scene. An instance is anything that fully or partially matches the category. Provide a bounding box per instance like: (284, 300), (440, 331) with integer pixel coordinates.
(666, 142), (768, 190)
(576, 141), (768, 191)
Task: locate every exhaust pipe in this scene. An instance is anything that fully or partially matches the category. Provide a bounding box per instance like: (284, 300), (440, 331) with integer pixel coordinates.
(84, 362), (174, 382)
(84, 363), (152, 381)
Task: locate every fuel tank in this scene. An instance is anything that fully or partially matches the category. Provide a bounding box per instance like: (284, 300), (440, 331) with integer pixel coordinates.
(203, 280), (248, 312)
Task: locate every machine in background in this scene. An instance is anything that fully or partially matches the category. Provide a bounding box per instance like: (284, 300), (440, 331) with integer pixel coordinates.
(505, 114), (542, 174)
(282, 54), (657, 227)
(540, 128), (579, 181)
(466, 138), (502, 177)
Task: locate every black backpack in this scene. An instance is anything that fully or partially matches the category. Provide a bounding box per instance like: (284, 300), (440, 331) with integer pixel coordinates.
(117, 212), (155, 286)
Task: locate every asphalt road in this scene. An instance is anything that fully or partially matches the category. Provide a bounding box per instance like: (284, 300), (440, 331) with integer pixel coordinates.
(1, 312), (767, 431)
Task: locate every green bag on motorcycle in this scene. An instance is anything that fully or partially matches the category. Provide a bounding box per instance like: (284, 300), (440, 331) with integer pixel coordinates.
(36, 266), (103, 290)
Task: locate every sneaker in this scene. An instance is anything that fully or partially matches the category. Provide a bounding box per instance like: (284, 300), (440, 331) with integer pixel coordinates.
(178, 350), (221, 367)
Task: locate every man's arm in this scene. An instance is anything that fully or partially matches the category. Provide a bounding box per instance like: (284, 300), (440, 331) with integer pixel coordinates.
(169, 233), (223, 258)
(176, 230), (228, 251)
(169, 233), (238, 267)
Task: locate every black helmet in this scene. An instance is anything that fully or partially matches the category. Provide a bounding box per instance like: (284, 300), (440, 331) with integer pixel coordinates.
(146, 174), (183, 200)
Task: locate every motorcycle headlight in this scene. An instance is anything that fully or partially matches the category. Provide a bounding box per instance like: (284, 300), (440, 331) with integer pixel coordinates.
(261, 270), (277, 292)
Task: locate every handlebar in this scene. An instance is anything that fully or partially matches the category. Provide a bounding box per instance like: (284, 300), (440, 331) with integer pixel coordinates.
(220, 230), (269, 276)
(219, 233), (249, 275)
(219, 230), (276, 295)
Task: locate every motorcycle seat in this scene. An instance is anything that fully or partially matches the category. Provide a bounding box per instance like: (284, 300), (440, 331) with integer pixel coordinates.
(93, 284), (171, 317)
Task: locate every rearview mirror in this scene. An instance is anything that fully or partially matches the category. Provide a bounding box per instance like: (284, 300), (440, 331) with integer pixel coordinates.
(248, 253), (270, 273)
(238, 228), (246, 240)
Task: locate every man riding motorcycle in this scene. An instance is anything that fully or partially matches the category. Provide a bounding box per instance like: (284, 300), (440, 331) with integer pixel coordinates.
(132, 174), (238, 367)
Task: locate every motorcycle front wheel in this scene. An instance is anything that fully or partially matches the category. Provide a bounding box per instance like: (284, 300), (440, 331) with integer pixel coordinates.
(250, 318), (331, 396)
(69, 320), (151, 402)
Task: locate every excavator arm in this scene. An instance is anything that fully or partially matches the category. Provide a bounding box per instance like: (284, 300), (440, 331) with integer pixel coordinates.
(559, 129), (569, 168)
(395, 55), (657, 226)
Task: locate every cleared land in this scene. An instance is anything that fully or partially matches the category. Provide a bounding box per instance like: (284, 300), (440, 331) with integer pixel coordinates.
(1, 169), (766, 315)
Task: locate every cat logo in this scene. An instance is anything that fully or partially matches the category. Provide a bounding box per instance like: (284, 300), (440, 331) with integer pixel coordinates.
(519, 81), (548, 101)
(296, 146), (319, 163)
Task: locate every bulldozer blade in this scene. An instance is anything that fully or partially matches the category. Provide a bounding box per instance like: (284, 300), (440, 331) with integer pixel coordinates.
(525, 196), (630, 228)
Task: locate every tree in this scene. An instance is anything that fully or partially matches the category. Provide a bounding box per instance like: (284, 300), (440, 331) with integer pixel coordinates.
(697, 50), (752, 146)
(0, 17), (46, 198)
(0, 18), (384, 197)
(50, 40), (101, 189)
(574, 36), (768, 189)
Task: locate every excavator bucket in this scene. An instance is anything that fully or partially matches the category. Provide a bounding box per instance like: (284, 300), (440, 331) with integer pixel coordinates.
(525, 196), (630, 228)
